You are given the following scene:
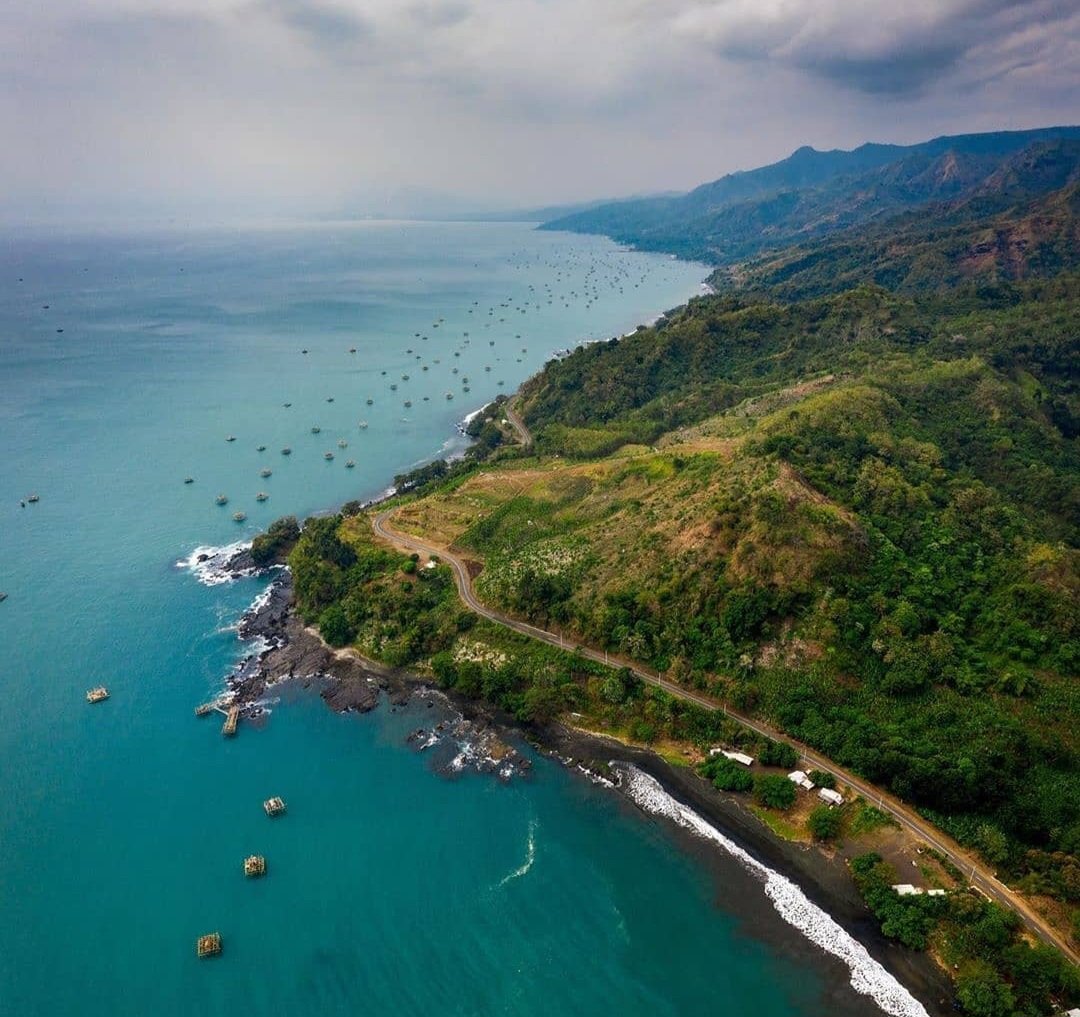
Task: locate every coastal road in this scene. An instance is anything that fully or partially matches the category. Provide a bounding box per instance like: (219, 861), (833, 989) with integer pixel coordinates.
(371, 506), (1080, 966)
(503, 398), (533, 448)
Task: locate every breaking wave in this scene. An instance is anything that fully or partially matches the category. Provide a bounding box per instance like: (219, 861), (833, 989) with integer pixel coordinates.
(175, 541), (255, 586)
(617, 764), (929, 1017)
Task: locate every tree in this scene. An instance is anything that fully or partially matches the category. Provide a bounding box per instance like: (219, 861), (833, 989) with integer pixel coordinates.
(318, 604), (354, 647)
(808, 805), (842, 841)
(754, 774), (797, 810)
(808, 769), (836, 789)
(710, 760), (754, 793)
(759, 739), (799, 769)
(955, 961), (1015, 1017)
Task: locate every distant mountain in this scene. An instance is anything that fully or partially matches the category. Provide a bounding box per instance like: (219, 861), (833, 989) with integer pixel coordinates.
(541, 126), (1080, 265)
(721, 139), (1080, 298)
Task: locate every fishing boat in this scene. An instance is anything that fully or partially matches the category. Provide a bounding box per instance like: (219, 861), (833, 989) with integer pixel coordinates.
(358, 421), (368, 429)
(215, 494), (229, 505)
(260, 468), (272, 478)
(184, 476), (194, 484)
(256, 445), (266, 452)
(233, 511), (246, 522)
(311, 425), (321, 434)
(256, 492), (269, 502)
(365, 398), (373, 406)
(281, 447), (292, 455)
(226, 435), (236, 442)
(337, 439), (347, 448)
(324, 451), (334, 461)
(345, 460), (356, 468)
(86, 687), (110, 704)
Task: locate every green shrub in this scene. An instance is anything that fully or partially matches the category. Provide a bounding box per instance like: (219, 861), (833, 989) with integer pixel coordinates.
(807, 805), (842, 841)
(754, 773), (797, 810)
(758, 739), (799, 769)
(808, 769), (836, 789)
(708, 759), (754, 793)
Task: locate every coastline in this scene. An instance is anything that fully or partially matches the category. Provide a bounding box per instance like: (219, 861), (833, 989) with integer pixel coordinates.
(199, 554), (952, 1017)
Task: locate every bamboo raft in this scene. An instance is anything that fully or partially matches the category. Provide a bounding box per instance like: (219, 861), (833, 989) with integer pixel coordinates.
(221, 706), (240, 737)
(86, 687), (110, 704)
(196, 932), (222, 958)
(243, 855), (267, 878)
(263, 796), (286, 817)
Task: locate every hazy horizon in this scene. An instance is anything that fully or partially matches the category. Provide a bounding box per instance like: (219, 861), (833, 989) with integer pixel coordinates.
(3, 1), (1078, 225)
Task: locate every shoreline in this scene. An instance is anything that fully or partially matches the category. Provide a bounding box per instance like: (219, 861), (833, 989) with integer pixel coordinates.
(201, 556), (952, 1016)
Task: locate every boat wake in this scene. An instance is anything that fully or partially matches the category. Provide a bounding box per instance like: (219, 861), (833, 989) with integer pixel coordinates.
(497, 818), (538, 888)
(616, 764), (929, 1017)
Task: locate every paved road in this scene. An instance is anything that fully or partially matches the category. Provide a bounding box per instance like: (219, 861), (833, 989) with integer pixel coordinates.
(372, 506), (1079, 966)
(503, 398), (533, 447)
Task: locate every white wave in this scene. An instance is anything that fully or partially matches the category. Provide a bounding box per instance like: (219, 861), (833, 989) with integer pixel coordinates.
(617, 765), (929, 1017)
(498, 818), (537, 888)
(176, 540), (253, 586)
(459, 403), (492, 430)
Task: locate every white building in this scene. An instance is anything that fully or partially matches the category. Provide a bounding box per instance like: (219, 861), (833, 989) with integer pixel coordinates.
(787, 770), (815, 790)
(817, 787), (844, 806)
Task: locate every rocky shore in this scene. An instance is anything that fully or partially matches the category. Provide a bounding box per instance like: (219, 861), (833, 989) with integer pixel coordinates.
(206, 545), (950, 1016)
(216, 550), (532, 780)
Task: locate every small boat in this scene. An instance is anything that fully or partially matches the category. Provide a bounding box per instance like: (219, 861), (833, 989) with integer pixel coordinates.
(345, 460), (356, 469)
(0, 593), (7, 603)
(311, 425), (321, 434)
(233, 511), (247, 522)
(283, 402), (292, 408)
(184, 477), (194, 484)
(256, 492), (269, 502)
(365, 399), (373, 406)
(86, 687), (110, 704)
(327, 397), (334, 403)
(404, 401), (412, 408)
(358, 421), (368, 429)
(301, 349), (308, 354)
(281, 447), (292, 455)
(260, 468), (272, 478)
(390, 384), (397, 391)
(324, 451), (334, 461)
(27, 494), (40, 503)
(226, 435), (236, 442)
(446, 392), (454, 400)
(256, 445), (266, 452)
(349, 347), (357, 353)
(215, 494), (229, 505)
(337, 439), (347, 448)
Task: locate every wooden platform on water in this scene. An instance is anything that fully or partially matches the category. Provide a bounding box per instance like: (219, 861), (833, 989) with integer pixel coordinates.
(243, 855), (266, 877)
(221, 706), (240, 737)
(263, 796), (286, 817)
(86, 687), (109, 704)
(196, 932), (222, 958)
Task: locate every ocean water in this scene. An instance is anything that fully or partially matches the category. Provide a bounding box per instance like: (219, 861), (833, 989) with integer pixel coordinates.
(0, 221), (925, 1017)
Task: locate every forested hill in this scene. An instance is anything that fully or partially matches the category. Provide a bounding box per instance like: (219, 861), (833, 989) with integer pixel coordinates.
(541, 126), (1080, 266)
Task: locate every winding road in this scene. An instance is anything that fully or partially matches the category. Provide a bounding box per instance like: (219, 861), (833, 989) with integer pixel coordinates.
(372, 492), (1078, 965)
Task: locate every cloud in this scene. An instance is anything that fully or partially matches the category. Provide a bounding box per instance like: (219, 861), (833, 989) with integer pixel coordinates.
(676, 0), (1079, 95)
(0, 0), (1076, 220)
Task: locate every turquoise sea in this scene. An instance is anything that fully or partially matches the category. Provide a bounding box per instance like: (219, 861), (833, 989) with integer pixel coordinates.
(0, 221), (926, 1017)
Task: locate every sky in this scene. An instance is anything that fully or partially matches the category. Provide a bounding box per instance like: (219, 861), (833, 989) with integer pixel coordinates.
(2, 0), (1078, 222)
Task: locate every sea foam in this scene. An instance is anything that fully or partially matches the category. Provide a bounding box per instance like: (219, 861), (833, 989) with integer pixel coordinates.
(176, 541), (254, 586)
(617, 764), (930, 1017)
